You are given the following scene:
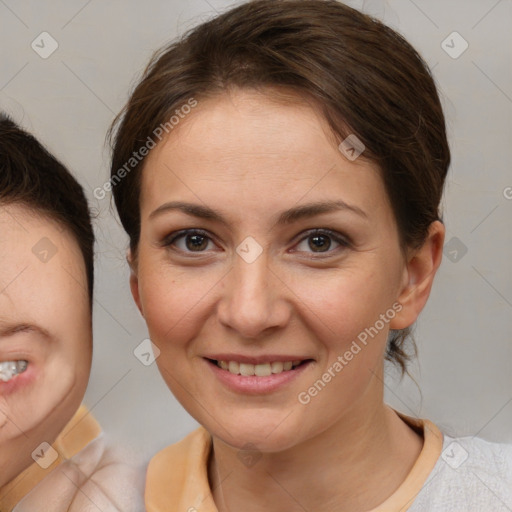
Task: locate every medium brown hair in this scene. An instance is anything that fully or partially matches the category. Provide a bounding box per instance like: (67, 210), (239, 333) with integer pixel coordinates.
(0, 113), (95, 307)
(108, 0), (450, 372)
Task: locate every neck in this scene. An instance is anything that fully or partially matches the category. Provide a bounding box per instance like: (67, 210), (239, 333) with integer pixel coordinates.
(209, 384), (423, 512)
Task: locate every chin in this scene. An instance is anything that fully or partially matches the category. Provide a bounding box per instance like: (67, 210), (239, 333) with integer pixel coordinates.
(201, 409), (304, 453)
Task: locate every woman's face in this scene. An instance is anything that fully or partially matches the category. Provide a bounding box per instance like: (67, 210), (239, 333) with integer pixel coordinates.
(131, 90), (416, 451)
(0, 204), (91, 460)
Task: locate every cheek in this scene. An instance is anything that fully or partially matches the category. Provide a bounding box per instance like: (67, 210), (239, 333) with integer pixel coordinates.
(289, 266), (394, 344)
(44, 287), (92, 360)
(37, 300), (92, 414)
(37, 325), (91, 416)
(139, 263), (217, 347)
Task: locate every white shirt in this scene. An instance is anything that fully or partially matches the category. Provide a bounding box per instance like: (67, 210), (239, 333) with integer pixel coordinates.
(409, 433), (512, 511)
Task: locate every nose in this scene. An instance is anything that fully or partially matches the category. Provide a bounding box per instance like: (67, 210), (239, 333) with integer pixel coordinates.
(216, 248), (291, 340)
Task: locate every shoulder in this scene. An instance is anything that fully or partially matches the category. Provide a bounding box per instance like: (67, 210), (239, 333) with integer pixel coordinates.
(410, 433), (512, 511)
(446, 434), (512, 469)
(72, 433), (146, 512)
(145, 427), (212, 511)
(441, 434), (512, 484)
(15, 433), (145, 512)
(148, 426), (211, 473)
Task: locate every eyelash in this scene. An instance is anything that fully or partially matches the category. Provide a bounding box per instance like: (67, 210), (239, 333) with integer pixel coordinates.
(161, 228), (351, 258)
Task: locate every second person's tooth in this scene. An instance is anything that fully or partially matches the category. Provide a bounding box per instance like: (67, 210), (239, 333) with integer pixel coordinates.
(0, 361), (18, 382)
(17, 360), (28, 373)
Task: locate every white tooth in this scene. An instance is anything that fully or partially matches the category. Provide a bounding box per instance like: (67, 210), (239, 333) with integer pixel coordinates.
(0, 370), (14, 382)
(239, 363), (255, 376)
(221, 360), (301, 376)
(0, 361), (19, 382)
(254, 363), (272, 377)
(228, 361), (240, 374)
(271, 361), (284, 374)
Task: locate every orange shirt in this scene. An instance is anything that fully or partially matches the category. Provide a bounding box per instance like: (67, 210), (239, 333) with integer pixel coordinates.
(0, 405), (101, 511)
(145, 410), (444, 512)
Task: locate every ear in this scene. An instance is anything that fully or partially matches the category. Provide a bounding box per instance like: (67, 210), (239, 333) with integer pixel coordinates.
(127, 249), (144, 318)
(390, 220), (445, 330)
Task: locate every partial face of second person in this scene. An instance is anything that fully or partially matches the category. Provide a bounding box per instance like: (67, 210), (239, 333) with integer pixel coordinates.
(130, 88), (442, 452)
(0, 204), (91, 485)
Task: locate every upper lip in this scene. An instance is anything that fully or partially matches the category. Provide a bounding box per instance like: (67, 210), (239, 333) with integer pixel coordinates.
(0, 354), (34, 364)
(0, 347), (38, 365)
(204, 354), (312, 364)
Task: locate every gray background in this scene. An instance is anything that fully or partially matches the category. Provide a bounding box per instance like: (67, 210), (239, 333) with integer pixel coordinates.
(0, 0), (510, 463)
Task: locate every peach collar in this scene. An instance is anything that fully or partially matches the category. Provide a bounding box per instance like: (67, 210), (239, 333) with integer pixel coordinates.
(146, 409), (444, 512)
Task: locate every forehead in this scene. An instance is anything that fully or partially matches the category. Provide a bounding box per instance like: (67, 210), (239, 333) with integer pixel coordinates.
(139, 89), (391, 223)
(0, 203), (86, 300)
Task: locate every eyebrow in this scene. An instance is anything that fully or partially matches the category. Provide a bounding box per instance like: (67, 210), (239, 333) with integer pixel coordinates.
(0, 323), (51, 339)
(149, 199), (368, 225)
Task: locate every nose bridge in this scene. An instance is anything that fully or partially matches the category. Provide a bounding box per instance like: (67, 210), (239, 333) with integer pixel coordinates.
(218, 243), (287, 339)
(235, 248), (270, 299)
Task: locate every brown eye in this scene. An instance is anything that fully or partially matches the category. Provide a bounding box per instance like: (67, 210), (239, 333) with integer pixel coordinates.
(162, 229), (215, 253)
(184, 233), (209, 251)
(294, 229), (350, 256)
(308, 234), (332, 252)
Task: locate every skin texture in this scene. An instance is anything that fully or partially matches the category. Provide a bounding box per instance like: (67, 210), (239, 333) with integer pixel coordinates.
(129, 88), (445, 511)
(0, 203), (92, 489)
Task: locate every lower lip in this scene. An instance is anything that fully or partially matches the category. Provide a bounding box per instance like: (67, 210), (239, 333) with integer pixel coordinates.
(205, 359), (312, 395)
(0, 363), (37, 395)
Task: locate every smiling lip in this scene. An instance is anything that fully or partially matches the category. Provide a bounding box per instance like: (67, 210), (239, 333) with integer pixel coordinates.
(204, 354), (310, 365)
(204, 355), (313, 395)
(0, 360), (37, 395)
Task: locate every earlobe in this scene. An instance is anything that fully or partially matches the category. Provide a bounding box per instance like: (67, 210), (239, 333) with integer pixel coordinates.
(389, 221), (445, 330)
(127, 250), (144, 318)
